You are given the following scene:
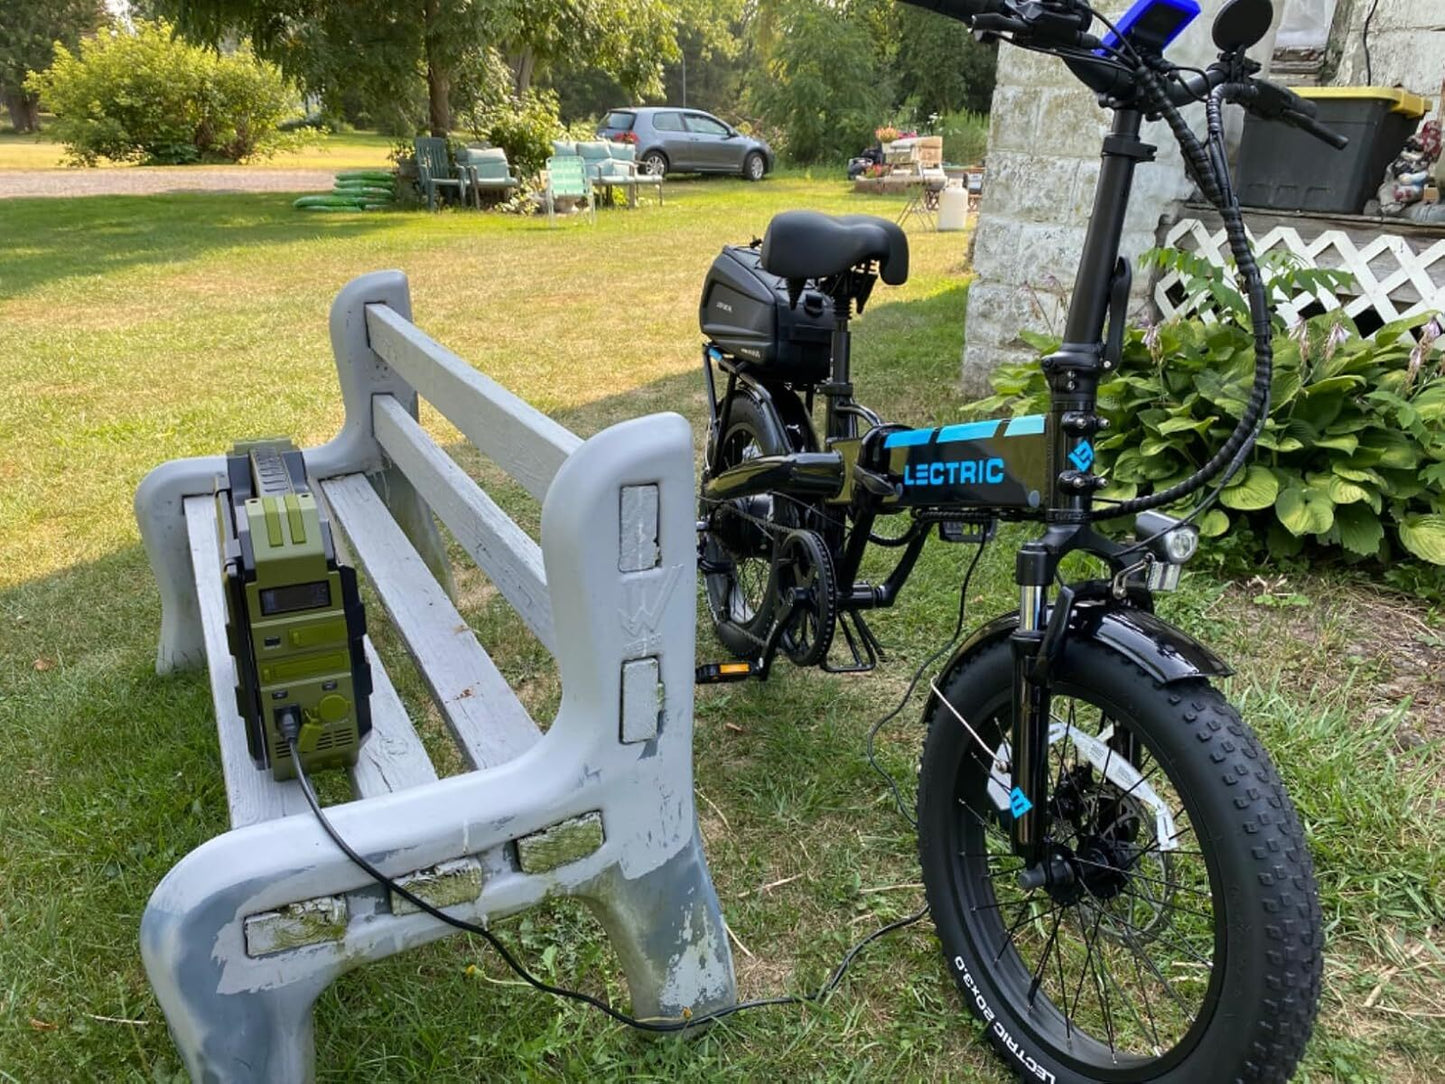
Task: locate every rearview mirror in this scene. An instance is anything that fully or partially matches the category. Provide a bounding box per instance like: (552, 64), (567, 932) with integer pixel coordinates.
(1212, 0), (1273, 51)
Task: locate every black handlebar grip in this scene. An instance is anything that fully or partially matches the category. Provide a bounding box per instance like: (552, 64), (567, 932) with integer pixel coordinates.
(1282, 108), (1350, 151)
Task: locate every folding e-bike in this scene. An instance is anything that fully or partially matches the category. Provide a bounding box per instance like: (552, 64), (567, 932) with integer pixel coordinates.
(696, 0), (1333, 1079)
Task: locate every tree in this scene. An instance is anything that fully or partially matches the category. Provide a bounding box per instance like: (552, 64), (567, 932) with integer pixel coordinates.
(744, 0), (892, 163)
(894, 5), (996, 117)
(0, 0), (105, 133)
(160, 0), (678, 136)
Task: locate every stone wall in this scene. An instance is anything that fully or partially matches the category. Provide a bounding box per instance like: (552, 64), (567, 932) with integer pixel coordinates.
(962, 2), (1278, 394)
(1328, 0), (1445, 98)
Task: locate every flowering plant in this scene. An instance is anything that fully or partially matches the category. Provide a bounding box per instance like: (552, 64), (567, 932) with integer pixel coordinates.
(608, 130), (638, 144)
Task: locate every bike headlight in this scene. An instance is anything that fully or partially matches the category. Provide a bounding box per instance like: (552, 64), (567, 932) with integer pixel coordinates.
(1135, 510), (1199, 565)
(1162, 524), (1199, 562)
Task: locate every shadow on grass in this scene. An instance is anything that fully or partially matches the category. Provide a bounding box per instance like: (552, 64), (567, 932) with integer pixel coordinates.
(0, 192), (399, 301)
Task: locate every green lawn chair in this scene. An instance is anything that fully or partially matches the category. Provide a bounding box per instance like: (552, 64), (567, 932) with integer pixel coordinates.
(458, 146), (519, 205)
(543, 155), (594, 226)
(414, 136), (466, 211)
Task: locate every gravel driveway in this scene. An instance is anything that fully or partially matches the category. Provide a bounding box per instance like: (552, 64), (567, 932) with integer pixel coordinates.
(0, 168), (339, 199)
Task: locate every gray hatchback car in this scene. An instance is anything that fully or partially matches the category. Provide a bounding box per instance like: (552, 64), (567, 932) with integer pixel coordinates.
(597, 107), (774, 181)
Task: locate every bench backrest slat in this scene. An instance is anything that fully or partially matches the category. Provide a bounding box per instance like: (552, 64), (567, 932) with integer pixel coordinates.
(321, 474), (543, 769)
(366, 304), (583, 502)
(373, 396), (555, 654)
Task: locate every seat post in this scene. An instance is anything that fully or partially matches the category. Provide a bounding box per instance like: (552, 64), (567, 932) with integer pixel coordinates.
(825, 292), (855, 441)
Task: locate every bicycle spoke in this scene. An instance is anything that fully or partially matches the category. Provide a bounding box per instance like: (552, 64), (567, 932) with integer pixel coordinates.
(1028, 904), (1067, 1009)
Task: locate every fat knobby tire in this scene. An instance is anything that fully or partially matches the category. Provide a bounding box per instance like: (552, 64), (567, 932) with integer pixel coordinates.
(917, 636), (1322, 1084)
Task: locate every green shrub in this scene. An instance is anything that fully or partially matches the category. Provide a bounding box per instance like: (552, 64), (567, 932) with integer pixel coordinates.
(939, 109), (989, 165)
(25, 19), (306, 165)
(970, 249), (1445, 571)
(463, 89), (564, 179)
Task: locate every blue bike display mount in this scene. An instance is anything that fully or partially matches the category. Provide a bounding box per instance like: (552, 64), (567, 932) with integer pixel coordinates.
(1097, 0), (1201, 57)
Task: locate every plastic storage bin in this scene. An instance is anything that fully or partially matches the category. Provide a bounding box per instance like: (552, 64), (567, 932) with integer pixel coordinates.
(1234, 87), (1430, 214)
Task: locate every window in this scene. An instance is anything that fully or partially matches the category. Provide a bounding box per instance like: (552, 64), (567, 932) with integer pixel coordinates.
(653, 112), (685, 132)
(604, 111), (635, 131)
(686, 114), (730, 137)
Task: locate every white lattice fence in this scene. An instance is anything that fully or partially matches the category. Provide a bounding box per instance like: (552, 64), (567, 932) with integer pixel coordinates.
(1155, 212), (1445, 329)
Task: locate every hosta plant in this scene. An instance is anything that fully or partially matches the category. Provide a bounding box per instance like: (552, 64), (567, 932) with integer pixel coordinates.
(969, 250), (1445, 569)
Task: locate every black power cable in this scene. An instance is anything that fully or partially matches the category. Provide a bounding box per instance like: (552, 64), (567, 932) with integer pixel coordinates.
(866, 534), (990, 827)
(281, 720), (929, 1034)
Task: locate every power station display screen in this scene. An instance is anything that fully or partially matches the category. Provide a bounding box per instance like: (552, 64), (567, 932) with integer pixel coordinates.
(260, 580), (332, 615)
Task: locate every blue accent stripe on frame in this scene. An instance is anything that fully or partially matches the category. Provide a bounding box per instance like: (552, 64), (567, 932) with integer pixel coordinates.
(1003, 414), (1046, 437)
(937, 420), (1000, 443)
(883, 428), (937, 448)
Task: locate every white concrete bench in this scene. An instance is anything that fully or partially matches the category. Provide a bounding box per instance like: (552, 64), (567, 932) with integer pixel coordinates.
(134, 270), (735, 1082)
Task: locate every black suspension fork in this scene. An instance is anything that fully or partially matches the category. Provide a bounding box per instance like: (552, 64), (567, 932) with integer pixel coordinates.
(1006, 108), (1151, 866)
(1009, 546), (1053, 865)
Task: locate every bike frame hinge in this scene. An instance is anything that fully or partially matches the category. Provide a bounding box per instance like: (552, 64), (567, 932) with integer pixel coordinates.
(1058, 469), (1107, 492)
(1060, 410), (1104, 436)
(1040, 342), (1102, 377)
(1102, 132), (1157, 161)
(816, 380), (854, 397)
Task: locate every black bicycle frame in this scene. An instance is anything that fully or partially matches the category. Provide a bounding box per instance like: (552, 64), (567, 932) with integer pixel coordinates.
(701, 106), (1175, 867)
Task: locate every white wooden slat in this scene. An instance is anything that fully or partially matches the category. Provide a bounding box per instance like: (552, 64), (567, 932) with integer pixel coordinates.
(315, 478), (439, 795)
(365, 304), (582, 502)
(183, 496), (310, 827)
(321, 474), (542, 770)
(348, 638), (439, 796)
(373, 396), (555, 655)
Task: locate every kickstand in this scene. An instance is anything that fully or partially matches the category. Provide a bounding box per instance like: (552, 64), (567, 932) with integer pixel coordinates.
(822, 610), (883, 673)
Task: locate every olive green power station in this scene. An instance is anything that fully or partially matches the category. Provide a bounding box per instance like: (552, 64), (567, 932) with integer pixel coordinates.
(216, 439), (372, 780)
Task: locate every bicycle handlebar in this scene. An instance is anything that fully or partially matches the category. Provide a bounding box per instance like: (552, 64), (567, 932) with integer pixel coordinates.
(900, 0), (1350, 151)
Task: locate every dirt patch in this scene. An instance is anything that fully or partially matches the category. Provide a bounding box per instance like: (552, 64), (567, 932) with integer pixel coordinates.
(1211, 576), (1445, 750)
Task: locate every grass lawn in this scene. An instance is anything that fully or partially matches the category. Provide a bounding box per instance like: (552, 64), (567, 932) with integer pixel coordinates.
(0, 177), (1442, 1082)
(0, 127), (392, 171)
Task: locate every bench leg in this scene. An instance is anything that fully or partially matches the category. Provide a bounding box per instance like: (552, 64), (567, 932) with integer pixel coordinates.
(142, 904), (329, 1083)
(583, 832), (737, 1022)
(136, 455), (228, 673)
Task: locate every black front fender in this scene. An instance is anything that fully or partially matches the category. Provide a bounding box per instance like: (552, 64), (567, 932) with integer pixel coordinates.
(928, 600), (1232, 711)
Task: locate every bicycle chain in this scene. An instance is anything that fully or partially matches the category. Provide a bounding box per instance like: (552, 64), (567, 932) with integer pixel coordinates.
(697, 490), (841, 651)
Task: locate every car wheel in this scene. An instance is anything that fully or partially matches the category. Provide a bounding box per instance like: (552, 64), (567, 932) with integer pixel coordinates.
(743, 152), (766, 182)
(641, 151), (668, 177)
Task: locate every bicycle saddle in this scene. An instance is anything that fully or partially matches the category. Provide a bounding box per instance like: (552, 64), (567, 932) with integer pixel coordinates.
(760, 211), (910, 286)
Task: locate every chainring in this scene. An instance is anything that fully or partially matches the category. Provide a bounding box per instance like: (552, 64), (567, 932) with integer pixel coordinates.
(775, 529), (838, 666)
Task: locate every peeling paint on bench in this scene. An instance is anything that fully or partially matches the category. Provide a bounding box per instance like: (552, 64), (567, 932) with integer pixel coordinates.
(135, 270), (736, 1083)
(517, 812), (606, 874)
(244, 897), (348, 958)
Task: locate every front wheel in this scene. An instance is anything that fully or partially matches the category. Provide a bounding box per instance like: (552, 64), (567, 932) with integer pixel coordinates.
(918, 635), (1321, 1083)
(743, 152), (766, 181)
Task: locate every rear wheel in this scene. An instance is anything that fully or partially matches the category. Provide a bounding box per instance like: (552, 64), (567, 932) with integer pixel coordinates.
(918, 636), (1321, 1083)
(701, 396), (791, 657)
(641, 150), (668, 177)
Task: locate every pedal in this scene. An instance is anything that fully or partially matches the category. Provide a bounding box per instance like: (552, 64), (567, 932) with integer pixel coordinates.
(695, 661), (758, 684)
(938, 516), (997, 544)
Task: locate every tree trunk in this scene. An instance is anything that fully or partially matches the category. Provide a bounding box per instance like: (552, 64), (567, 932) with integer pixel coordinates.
(512, 49), (536, 99)
(423, 0), (450, 135)
(4, 89), (41, 134)
(427, 63), (451, 135)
